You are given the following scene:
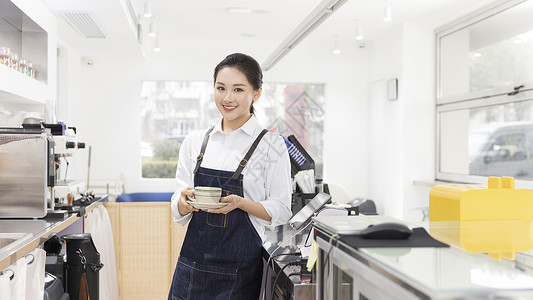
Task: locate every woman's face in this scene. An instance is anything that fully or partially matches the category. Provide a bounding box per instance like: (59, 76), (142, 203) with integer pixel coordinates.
(214, 66), (261, 126)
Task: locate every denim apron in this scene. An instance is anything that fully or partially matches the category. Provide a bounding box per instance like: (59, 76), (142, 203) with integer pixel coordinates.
(169, 127), (268, 300)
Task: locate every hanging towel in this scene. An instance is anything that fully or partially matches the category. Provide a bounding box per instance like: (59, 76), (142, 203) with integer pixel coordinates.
(25, 248), (46, 300)
(1, 257), (28, 300)
(0, 268), (12, 300)
(84, 204), (119, 300)
(98, 205), (119, 300)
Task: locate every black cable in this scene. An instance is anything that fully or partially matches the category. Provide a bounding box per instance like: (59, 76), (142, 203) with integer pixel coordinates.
(262, 222), (313, 300)
(270, 260), (307, 300)
(271, 263), (291, 300)
(303, 227), (314, 247)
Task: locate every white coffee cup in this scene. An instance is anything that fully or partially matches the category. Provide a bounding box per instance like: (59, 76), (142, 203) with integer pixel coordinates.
(190, 186), (222, 203)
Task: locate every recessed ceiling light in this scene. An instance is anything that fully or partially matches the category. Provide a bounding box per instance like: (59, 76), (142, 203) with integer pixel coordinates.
(241, 33), (256, 38)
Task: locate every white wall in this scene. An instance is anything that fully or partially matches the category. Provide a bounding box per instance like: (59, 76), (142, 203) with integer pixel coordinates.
(57, 37), (369, 195)
(267, 40), (370, 200)
(367, 26), (404, 217)
(401, 22), (436, 221)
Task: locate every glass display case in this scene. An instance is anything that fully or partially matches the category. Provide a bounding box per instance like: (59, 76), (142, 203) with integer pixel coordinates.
(314, 221), (533, 299)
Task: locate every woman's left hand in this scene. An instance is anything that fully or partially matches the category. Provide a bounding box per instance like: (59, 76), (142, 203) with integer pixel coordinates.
(206, 194), (242, 214)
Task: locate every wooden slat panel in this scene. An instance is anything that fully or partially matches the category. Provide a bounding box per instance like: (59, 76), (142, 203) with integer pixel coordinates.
(119, 202), (171, 299)
(103, 201), (189, 300)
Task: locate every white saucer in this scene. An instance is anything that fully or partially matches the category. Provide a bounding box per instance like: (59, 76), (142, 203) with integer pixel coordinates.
(187, 200), (227, 210)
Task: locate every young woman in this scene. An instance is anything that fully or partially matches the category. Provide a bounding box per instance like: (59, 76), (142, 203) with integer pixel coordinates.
(168, 53), (292, 299)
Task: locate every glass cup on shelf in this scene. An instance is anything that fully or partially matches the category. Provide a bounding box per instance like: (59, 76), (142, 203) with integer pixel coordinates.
(10, 52), (19, 71)
(0, 47), (11, 67)
(19, 58), (28, 75)
(28, 62), (35, 78)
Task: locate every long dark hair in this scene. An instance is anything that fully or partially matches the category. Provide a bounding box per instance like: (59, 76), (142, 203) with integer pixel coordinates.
(214, 53), (263, 114)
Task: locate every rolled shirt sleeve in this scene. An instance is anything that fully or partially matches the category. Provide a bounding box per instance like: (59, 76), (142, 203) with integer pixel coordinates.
(170, 132), (201, 225)
(256, 133), (292, 227)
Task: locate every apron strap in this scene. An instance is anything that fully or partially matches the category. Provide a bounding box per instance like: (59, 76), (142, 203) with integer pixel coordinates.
(194, 126), (215, 174)
(231, 129), (268, 180)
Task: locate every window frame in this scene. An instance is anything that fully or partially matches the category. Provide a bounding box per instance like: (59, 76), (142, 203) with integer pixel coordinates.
(435, 0), (533, 188)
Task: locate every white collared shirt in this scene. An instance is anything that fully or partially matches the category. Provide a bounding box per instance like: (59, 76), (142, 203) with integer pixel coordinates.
(170, 115), (292, 242)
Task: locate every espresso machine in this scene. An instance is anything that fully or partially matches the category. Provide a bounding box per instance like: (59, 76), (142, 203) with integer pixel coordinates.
(0, 126), (55, 218)
(36, 122), (89, 211)
(0, 119), (88, 218)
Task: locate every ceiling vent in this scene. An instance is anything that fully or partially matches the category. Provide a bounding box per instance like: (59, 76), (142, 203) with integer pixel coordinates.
(60, 12), (106, 39)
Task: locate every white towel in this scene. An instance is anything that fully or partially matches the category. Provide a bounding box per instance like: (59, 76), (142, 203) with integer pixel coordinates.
(99, 205), (119, 300)
(0, 257), (27, 300)
(25, 248), (46, 300)
(85, 204), (119, 300)
(0, 268), (12, 300)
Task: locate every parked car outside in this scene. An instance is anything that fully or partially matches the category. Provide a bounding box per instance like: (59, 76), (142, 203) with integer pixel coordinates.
(469, 122), (533, 179)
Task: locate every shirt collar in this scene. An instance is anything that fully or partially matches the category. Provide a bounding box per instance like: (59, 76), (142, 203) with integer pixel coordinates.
(212, 115), (259, 136)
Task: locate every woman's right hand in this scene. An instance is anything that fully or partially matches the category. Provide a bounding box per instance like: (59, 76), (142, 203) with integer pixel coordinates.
(178, 187), (198, 216)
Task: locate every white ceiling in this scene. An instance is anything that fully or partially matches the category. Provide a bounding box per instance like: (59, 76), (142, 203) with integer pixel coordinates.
(42, 0), (493, 68)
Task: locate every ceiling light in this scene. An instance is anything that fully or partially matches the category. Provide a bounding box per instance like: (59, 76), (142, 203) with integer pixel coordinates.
(148, 21), (156, 37)
(154, 37), (160, 52)
(228, 7), (251, 14)
(356, 22), (364, 40)
(383, 1), (392, 22)
(333, 37), (341, 55)
(143, 1), (152, 18)
(263, 0), (349, 71)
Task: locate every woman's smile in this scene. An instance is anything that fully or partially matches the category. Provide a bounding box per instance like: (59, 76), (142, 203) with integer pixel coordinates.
(222, 104), (237, 111)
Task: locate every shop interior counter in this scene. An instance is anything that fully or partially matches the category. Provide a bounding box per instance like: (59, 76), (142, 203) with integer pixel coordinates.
(0, 198), (105, 271)
(313, 219), (533, 300)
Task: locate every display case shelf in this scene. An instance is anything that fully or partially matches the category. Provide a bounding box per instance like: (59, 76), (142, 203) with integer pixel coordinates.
(0, 63), (49, 104)
(0, 0), (55, 107)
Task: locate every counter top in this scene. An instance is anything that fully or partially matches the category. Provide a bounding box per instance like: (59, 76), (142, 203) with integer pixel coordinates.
(314, 219), (533, 299)
(0, 199), (104, 271)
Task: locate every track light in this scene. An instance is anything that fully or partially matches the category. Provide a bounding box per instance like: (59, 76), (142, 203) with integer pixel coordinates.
(228, 7), (251, 14)
(143, 1), (152, 18)
(148, 21), (156, 37)
(262, 0), (350, 71)
(154, 37), (160, 52)
(383, 1), (392, 22)
(333, 37), (341, 55)
(355, 22), (364, 40)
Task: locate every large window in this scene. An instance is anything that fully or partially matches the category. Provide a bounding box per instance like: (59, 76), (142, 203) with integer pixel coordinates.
(436, 0), (533, 185)
(140, 81), (325, 178)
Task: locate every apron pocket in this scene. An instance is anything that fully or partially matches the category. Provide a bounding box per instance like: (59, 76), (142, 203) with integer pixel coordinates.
(207, 213), (228, 228)
(171, 256), (237, 300)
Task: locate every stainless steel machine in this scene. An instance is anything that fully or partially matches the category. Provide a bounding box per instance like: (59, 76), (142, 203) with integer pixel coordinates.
(0, 127), (55, 218)
(0, 120), (88, 218)
(51, 124), (87, 206)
